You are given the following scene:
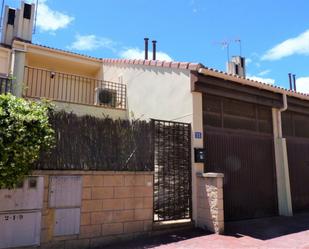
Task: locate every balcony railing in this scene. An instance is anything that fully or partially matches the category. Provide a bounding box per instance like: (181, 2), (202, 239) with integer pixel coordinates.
(23, 66), (127, 109)
(0, 77), (12, 94)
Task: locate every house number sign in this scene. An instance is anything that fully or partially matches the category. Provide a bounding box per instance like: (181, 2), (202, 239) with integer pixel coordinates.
(1, 214), (24, 222)
(194, 132), (203, 139)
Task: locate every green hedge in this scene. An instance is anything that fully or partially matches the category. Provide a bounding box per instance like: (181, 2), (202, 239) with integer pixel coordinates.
(0, 94), (55, 188)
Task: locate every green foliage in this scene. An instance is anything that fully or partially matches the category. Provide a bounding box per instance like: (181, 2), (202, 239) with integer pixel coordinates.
(0, 94), (55, 188)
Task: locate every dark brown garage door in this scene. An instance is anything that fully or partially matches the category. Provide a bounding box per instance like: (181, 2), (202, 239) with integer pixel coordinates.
(283, 111), (309, 213)
(203, 94), (278, 221)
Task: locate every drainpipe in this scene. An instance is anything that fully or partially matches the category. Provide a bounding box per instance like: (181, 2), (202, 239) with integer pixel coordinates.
(274, 93), (293, 216)
(278, 93), (287, 138)
(9, 49), (16, 76)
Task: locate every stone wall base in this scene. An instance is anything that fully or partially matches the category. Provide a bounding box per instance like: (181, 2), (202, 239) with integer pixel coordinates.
(196, 172), (224, 234)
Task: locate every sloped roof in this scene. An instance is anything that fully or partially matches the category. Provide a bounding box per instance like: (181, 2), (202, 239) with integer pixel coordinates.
(15, 41), (309, 101)
(101, 58), (204, 71)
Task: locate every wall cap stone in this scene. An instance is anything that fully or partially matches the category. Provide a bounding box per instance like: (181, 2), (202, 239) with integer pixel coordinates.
(197, 172), (224, 178)
(33, 170), (154, 176)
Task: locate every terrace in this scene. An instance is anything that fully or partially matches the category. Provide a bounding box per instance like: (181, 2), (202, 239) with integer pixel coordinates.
(23, 66), (127, 110)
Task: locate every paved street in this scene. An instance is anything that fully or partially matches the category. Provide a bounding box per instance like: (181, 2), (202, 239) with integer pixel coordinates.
(106, 213), (309, 249)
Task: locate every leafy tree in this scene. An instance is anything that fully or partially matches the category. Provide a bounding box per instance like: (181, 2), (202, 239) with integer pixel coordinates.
(0, 94), (55, 188)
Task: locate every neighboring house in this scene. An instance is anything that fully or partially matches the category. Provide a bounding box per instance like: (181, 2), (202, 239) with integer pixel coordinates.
(2, 0), (309, 238)
(0, 2), (127, 119)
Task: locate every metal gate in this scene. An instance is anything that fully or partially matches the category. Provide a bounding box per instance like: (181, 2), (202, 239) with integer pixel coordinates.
(286, 137), (309, 213)
(152, 119), (192, 222)
(205, 129), (278, 221)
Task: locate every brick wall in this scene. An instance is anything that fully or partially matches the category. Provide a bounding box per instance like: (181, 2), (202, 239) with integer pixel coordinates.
(34, 170), (153, 249)
(196, 172), (224, 234)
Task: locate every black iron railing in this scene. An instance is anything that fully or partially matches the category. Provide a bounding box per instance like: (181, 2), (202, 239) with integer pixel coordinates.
(0, 77), (12, 94)
(23, 66), (127, 109)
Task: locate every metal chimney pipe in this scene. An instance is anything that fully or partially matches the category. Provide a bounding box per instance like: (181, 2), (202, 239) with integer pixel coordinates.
(144, 38), (149, 60)
(293, 74), (297, 92)
(288, 73), (292, 90)
(152, 40), (157, 60)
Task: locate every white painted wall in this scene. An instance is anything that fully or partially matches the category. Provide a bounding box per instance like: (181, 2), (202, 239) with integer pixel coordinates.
(0, 177), (44, 212)
(102, 63), (193, 123)
(51, 101), (128, 119)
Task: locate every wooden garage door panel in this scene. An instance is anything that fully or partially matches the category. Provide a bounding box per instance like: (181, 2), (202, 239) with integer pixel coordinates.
(204, 130), (278, 221)
(286, 137), (309, 213)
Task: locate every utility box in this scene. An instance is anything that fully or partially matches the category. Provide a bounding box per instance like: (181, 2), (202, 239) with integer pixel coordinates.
(0, 176), (43, 249)
(54, 208), (80, 236)
(49, 176), (82, 208)
(0, 211), (41, 249)
(194, 148), (206, 163)
(0, 177), (44, 212)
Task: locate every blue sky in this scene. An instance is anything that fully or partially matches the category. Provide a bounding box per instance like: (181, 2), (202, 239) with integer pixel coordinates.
(6, 0), (309, 92)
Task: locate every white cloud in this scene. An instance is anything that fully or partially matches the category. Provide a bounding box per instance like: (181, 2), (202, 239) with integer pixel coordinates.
(247, 75), (275, 85)
(35, 0), (74, 32)
(68, 34), (116, 51)
(262, 29), (309, 60)
(246, 58), (252, 65)
(258, 69), (271, 76)
(296, 77), (309, 93)
(120, 48), (173, 61)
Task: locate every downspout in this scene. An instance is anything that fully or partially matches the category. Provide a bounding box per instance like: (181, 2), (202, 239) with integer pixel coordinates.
(9, 49), (16, 76)
(278, 93), (287, 138)
(275, 93), (293, 216)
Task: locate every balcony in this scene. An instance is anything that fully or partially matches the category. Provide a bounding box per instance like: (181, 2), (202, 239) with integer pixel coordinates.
(23, 66), (127, 109)
(0, 77), (12, 94)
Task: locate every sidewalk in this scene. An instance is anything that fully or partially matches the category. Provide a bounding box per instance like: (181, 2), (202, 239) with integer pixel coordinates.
(105, 213), (309, 249)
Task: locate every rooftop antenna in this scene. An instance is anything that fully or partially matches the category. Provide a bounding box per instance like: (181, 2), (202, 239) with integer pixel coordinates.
(32, 0), (38, 34)
(222, 41), (230, 61)
(214, 40), (230, 61)
(0, 0), (5, 31)
(235, 38), (242, 56)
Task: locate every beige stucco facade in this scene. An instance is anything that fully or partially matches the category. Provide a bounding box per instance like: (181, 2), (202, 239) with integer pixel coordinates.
(52, 101), (128, 119)
(0, 47), (11, 76)
(102, 62), (207, 225)
(102, 62), (193, 122)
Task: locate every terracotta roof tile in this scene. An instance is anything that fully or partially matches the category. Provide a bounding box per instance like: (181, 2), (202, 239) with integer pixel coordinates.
(156, 61), (164, 67)
(201, 66), (309, 98)
(171, 62), (180, 68)
(144, 60), (151, 66)
(179, 62), (189, 69)
(188, 63), (202, 71)
(25, 42), (309, 99)
(101, 58), (204, 72)
(29, 42), (101, 61)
